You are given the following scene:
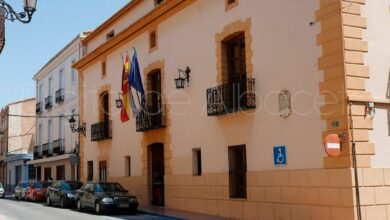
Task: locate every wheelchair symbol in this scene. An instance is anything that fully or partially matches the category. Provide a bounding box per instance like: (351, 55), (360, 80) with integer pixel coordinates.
(274, 146), (287, 165)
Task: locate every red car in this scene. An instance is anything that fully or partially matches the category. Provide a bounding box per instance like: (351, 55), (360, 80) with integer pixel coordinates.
(25, 181), (50, 202)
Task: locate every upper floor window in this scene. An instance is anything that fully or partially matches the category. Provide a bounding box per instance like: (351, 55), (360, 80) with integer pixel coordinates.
(59, 69), (64, 89)
(149, 29), (158, 53)
(225, 0), (238, 11)
(223, 32), (246, 82)
(71, 60), (76, 83)
(154, 0), (165, 6)
(106, 30), (115, 40)
(102, 61), (107, 77)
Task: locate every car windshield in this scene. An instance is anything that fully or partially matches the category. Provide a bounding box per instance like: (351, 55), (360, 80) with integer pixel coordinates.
(62, 182), (83, 190)
(21, 183), (29, 188)
(34, 182), (49, 189)
(95, 183), (125, 192)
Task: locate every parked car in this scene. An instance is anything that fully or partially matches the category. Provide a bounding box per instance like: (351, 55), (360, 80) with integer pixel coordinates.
(25, 181), (49, 202)
(47, 180), (84, 208)
(14, 182), (30, 201)
(0, 182), (5, 199)
(75, 182), (138, 214)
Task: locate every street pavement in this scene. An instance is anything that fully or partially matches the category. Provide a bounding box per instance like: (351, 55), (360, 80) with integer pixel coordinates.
(0, 195), (172, 220)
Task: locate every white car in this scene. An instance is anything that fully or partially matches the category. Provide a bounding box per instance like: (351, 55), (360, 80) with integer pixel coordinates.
(0, 183), (5, 199)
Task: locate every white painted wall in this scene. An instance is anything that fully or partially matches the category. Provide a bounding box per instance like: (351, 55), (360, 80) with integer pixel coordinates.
(82, 0), (326, 177)
(363, 0), (390, 168)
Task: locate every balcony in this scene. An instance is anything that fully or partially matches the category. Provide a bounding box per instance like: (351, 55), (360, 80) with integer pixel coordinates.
(53, 139), (65, 155)
(55, 89), (65, 103)
(33, 145), (42, 159)
(136, 105), (166, 132)
(42, 143), (53, 157)
(91, 121), (112, 141)
(36, 102), (42, 114)
(45, 96), (53, 109)
(206, 78), (256, 116)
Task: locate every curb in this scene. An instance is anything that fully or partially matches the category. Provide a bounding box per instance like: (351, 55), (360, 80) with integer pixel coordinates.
(138, 209), (186, 220)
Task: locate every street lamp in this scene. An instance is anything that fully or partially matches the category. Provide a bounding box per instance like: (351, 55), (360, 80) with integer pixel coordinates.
(0, 0), (38, 54)
(68, 116), (86, 136)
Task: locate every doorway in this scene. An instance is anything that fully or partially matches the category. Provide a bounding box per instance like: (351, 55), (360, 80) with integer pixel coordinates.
(148, 143), (165, 207)
(99, 161), (107, 182)
(44, 167), (52, 181)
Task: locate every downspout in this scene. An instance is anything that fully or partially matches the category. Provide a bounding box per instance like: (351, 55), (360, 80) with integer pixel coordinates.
(349, 102), (362, 220)
(0, 8), (5, 54)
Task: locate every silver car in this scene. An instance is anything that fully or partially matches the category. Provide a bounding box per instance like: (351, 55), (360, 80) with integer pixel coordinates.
(0, 182), (5, 199)
(14, 182), (29, 200)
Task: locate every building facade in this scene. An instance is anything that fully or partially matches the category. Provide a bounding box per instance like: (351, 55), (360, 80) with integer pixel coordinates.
(0, 98), (35, 191)
(73, 0), (390, 219)
(30, 33), (88, 181)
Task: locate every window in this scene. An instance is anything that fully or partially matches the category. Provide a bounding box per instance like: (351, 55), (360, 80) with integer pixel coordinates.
(149, 30), (157, 51)
(28, 165), (36, 180)
(48, 120), (52, 144)
(59, 69), (64, 89)
(192, 149), (202, 176)
(56, 165), (65, 180)
(71, 60), (76, 83)
(154, 0), (164, 6)
(106, 30), (115, 40)
(44, 167), (52, 181)
(59, 115), (64, 140)
(48, 78), (52, 96)
(125, 156), (131, 177)
(87, 161), (93, 181)
(224, 32), (246, 82)
(228, 145), (247, 198)
(102, 61), (107, 77)
(225, 0), (238, 10)
(36, 166), (41, 181)
(99, 161), (107, 182)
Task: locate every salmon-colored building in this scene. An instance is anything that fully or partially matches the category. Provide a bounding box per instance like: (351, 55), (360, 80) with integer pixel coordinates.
(73, 0), (390, 219)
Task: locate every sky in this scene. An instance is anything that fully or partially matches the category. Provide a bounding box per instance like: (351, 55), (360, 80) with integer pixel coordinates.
(0, 0), (129, 108)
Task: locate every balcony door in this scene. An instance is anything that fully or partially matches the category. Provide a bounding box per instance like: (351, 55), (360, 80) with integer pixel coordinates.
(224, 33), (247, 112)
(100, 92), (109, 123)
(147, 70), (162, 128)
(99, 161), (107, 182)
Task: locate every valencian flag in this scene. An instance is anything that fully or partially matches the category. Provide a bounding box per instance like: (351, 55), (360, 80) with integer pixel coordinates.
(128, 49), (145, 117)
(120, 54), (131, 122)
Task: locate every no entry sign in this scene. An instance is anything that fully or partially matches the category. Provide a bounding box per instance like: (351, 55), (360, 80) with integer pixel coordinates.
(324, 134), (342, 157)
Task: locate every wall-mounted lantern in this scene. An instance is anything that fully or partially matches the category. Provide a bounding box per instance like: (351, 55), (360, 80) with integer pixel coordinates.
(174, 66), (191, 89)
(115, 93), (123, 109)
(69, 116), (86, 136)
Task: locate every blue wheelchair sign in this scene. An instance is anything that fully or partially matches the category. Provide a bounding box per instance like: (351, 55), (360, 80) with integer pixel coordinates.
(274, 146), (287, 165)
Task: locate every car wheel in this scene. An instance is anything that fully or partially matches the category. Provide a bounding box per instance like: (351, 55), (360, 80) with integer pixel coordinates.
(76, 199), (83, 211)
(95, 201), (104, 215)
(47, 196), (52, 206)
(60, 197), (65, 208)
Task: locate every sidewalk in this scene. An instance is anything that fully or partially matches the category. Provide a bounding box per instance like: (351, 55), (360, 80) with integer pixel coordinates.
(139, 206), (227, 220)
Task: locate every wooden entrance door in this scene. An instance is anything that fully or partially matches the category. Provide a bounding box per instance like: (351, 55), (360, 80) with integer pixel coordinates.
(149, 143), (164, 206)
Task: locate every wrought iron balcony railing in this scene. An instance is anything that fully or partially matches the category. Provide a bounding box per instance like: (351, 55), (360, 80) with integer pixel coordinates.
(91, 121), (112, 141)
(36, 102), (42, 114)
(45, 96), (53, 109)
(33, 145), (42, 159)
(53, 139), (65, 155)
(206, 78), (256, 116)
(42, 143), (53, 157)
(55, 89), (65, 103)
(136, 105), (166, 132)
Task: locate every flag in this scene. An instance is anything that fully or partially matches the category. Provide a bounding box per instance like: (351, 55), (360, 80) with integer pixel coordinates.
(120, 54), (131, 122)
(128, 50), (145, 117)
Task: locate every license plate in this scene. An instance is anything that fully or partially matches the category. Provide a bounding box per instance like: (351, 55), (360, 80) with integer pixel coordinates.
(119, 204), (129, 208)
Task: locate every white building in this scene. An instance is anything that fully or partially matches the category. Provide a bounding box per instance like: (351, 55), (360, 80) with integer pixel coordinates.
(30, 33), (89, 181)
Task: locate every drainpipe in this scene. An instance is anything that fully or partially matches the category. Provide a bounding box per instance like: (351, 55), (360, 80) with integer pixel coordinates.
(0, 8), (5, 54)
(349, 102), (362, 220)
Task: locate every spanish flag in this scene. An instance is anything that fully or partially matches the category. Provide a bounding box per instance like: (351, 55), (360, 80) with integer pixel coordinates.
(120, 54), (131, 122)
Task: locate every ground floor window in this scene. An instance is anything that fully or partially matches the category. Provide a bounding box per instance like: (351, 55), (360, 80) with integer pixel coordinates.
(56, 165), (65, 180)
(228, 145), (247, 198)
(125, 156), (131, 177)
(44, 167), (52, 181)
(99, 161), (107, 182)
(36, 166), (41, 180)
(192, 149), (202, 176)
(87, 161), (93, 181)
(28, 165), (36, 180)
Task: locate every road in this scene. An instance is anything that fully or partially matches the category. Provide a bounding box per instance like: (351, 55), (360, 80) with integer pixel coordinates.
(0, 196), (171, 220)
